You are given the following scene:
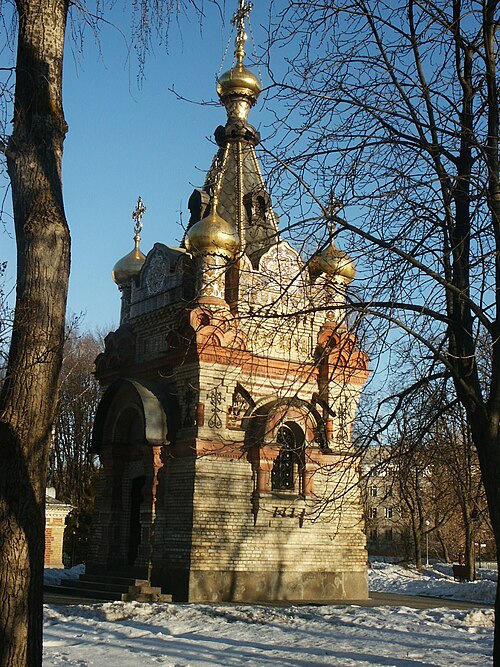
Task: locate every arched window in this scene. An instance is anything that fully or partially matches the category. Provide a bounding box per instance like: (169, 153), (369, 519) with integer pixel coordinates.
(271, 426), (298, 491)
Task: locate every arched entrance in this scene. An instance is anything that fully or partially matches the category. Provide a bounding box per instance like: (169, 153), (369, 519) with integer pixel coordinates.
(88, 379), (171, 576)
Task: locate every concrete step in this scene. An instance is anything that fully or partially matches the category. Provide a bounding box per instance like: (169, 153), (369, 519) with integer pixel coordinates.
(50, 574), (173, 603)
(67, 579), (133, 594)
(44, 584), (124, 601)
(79, 574), (149, 587)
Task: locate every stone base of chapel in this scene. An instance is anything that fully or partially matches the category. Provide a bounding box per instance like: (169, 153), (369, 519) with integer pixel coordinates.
(152, 567), (369, 603)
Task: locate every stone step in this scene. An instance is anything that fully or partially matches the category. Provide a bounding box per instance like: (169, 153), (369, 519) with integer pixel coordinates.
(67, 579), (133, 594)
(44, 584), (124, 601)
(79, 574), (149, 587)
(52, 575), (173, 603)
(122, 591), (172, 603)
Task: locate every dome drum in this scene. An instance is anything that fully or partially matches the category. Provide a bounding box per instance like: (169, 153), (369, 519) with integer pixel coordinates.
(215, 122), (260, 147)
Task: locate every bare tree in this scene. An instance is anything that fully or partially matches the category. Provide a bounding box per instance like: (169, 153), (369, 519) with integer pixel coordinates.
(265, 1), (500, 659)
(361, 362), (493, 574)
(429, 401), (490, 578)
(51, 330), (102, 564)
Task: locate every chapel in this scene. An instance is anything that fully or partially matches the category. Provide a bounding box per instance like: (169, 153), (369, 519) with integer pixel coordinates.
(87, 1), (370, 602)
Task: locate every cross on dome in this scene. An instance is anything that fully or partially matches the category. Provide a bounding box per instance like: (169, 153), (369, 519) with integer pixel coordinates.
(231, 0), (253, 66)
(132, 196), (146, 238)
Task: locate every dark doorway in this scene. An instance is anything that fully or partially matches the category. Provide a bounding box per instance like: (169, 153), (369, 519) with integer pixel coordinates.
(127, 475), (146, 566)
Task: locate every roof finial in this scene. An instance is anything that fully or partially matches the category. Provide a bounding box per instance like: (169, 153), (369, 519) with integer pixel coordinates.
(326, 191), (344, 235)
(112, 197), (147, 287)
(232, 0), (252, 67)
(132, 196), (146, 243)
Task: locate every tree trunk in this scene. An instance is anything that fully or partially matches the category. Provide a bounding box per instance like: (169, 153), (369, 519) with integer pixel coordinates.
(436, 528), (451, 563)
(411, 521), (422, 570)
(467, 424), (500, 665)
(0, 0), (69, 665)
(463, 521), (476, 582)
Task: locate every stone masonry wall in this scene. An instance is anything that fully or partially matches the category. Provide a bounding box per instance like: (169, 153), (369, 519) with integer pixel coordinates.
(186, 456), (367, 602)
(44, 518), (66, 567)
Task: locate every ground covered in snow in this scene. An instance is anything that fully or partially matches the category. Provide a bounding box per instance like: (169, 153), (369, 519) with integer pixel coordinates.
(43, 562), (495, 666)
(369, 560), (497, 605)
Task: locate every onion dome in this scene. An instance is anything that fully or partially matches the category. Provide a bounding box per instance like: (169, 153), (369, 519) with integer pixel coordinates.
(185, 206), (239, 259)
(217, 1), (262, 114)
(112, 196), (147, 287)
(112, 240), (146, 286)
(217, 64), (262, 104)
(310, 240), (356, 284)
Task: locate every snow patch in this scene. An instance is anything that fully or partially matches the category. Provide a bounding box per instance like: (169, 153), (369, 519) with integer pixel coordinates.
(42, 561), (495, 665)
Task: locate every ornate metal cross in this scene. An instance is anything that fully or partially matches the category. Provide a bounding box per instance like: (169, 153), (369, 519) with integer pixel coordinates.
(231, 0), (252, 65)
(132, 196), (146, 236)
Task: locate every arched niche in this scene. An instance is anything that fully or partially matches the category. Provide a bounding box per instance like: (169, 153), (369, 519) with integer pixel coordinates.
(90, 379), (172, 574)
(92, 378), (171, 454)
(245, 397), (327, 497)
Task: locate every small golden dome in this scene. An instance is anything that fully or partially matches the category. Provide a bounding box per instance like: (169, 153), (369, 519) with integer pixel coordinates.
(112, 240), (146, 286)
(185, 208), (239, 258)
(217, 64), (262, 102)
(310, 242), (356, 283)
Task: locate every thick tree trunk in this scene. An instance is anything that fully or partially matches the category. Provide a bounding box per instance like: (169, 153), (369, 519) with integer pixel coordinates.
(468, 424), (500, 665)
(463, 521), (476, 582)
(0, 0), (69, 665)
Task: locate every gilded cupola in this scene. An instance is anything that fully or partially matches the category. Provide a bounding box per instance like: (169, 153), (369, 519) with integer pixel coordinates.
(112, 197), (147, 287)
(185, 196), (240, 259)
(217, 0), (262, 121)
(310, 218), (356, 284)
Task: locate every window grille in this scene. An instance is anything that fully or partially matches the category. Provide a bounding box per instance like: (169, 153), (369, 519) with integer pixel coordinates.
(271, 426), (297, 491)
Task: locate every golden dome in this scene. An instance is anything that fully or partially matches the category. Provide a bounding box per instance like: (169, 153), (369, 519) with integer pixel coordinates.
(217, 64), (262, 102)
(310, 241), (356, 283)
(185, 208), (239, 258)
(112, 240), (146, 286)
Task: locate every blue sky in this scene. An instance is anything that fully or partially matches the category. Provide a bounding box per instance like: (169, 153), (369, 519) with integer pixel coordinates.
(1, 1), (278, 332)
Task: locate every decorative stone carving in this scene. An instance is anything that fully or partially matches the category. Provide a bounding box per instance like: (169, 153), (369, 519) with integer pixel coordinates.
(145, 251), (167, 296)
(208, 387), (224, 429)
(242, 242), (309, 317)
(196, 254), (227, 301)
(94, 325), (136, 377)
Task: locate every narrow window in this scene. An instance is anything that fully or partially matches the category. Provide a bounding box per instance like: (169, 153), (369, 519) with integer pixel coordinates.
(271, 426), (296, 491)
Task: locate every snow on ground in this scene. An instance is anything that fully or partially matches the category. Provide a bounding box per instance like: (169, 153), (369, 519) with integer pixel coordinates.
(43, 562), (495, 666)
(44, 564), (85, 586)
(369, 560), (497, 605)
